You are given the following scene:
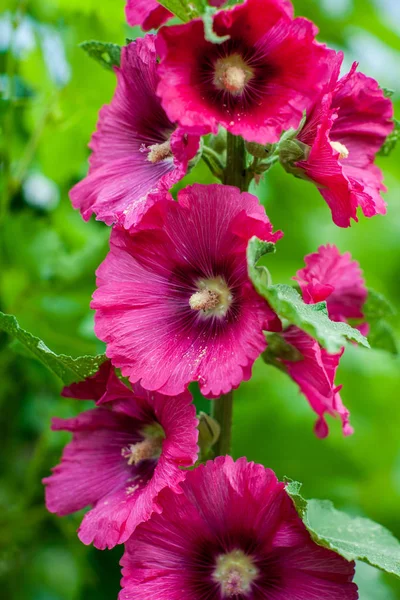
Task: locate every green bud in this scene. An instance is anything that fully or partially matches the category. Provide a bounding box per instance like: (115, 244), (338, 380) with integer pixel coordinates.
(245, 141), (273, 158)
(197, 412), (221, 457)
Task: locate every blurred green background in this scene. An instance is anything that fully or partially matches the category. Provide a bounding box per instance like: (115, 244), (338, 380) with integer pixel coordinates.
(0, 0), (399, 598)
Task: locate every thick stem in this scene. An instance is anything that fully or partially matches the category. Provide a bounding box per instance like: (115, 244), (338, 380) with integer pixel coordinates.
(211, 132), (249, 456)
(212, 391), (233, 456)
(224, 132), (248, 192)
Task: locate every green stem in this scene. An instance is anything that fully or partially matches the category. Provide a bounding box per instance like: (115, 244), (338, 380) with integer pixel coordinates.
(212, 391), (233, 455)
(224, 132), (248, 191)
(211, 132), (249, 456)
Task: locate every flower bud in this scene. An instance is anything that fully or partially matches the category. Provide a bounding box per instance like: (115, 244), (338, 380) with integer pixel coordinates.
(197, 412), (221, 458)
(245, 141), (273, 158)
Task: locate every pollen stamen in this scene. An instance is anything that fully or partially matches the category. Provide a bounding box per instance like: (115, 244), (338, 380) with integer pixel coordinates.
(121, 424), (165, 466)
(330, 140), (349, 160)
(189, 289), (220, 312)
(189, 277), (232, 318)
(147, 140), (173, 163)
(213, 549), (258, 598)
(213, 54), (254, 96)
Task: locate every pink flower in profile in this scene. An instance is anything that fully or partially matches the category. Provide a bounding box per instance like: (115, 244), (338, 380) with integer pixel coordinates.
(43, 362), (198, 550)
(125, 0), (173, 31)
(125, 0), (226, 30)
(280, 327), (352, 438)
(92, 183), (282, 398)
(295, 63), (394, 227)
(272, 244), (368, 436)
(156, 0), (338, 143)
(120, 457), (358, 600)
(294, 244), (367, 324)
(70, 36), (199, 232)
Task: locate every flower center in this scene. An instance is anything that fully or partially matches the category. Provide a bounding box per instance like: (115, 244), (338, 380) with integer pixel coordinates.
(146, 140), (173, 163)
(213, 549), (258, 598)
(330, 140), (349, 160)
(213, 54), (254, 96)
(189, 277), (232, 318)
(121, 423), (165, 466)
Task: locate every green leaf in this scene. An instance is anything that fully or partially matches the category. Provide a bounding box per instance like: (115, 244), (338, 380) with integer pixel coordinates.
(363, 289), (398, 355)
(286, 480), (400, 577)
(0, 311), (106, 385)
(378, 118), (400, 157)
(80, 41), (121, 71)
(363, 288), (395, 321)
(158, 0), (202, 21)
(247, 237), (370, 354)
(368, 320), (398, 355)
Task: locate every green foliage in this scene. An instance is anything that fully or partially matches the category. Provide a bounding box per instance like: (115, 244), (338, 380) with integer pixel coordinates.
(364, 289), (398, 354)
(158, 0), (202, 21)
(247, 237), (370, 353)
(0, 311), (106, 385)
(80, 41), (122, 71)
(286, 480), (400, 577)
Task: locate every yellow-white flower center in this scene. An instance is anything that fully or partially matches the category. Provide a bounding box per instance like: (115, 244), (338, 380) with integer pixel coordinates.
(189, 277), (232, 318)
(330, 140), (349, 160)
(147, 139), (173, 163)
(213, 549), (258, 598)
(213, 54), (254, 96)
(121, 423), (165, 466)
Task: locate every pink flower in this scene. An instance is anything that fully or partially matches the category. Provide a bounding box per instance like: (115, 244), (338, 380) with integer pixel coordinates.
(70, 36), (199, 232)
(294, 244), (367, 324)
(120, 457), (358, 599)
(280, 327), (352, 438)
(156, 0), (338, 143)
(125, 0), (173, 30)
(296, 63), (394, 227)
(43, 362), (198, 550)
(92, 184), (282, 398)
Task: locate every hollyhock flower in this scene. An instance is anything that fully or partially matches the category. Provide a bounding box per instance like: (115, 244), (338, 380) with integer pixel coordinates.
(156, 0), (338, 143)
(294, 244), (367, 324)
(43, 363), (198, 549)
(125, 0), (226, 30)
(120, 456), (358, 599)
(69, 36), (199, 232)
(295, 63), (394, 227)
(92, 183), (282, 398)
(280, 327), (352, 438)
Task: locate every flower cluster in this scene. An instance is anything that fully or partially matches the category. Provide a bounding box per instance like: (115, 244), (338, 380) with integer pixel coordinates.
(44, 0), (395, 597)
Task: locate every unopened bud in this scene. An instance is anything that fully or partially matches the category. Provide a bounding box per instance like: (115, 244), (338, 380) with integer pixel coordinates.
(245, 141), (273, 159)
(197, 412), (221, 457)
(279, 139), (310, 165)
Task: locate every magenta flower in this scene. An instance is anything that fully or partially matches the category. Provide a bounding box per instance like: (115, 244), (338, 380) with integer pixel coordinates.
(296, 63), (394, 227)
(43, 362), (198, 550)
(120, 456), (358, 599)
(70, 36), (199, 232)
(156, 0), (338, 143)
(92, 183), (282, 398)
(280, 327), (351, 438)
(294, 244), (367, 324)
(125, 0), (173, 30)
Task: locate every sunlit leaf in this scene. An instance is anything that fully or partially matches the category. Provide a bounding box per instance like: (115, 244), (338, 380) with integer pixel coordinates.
(286, 480), (400, 578)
